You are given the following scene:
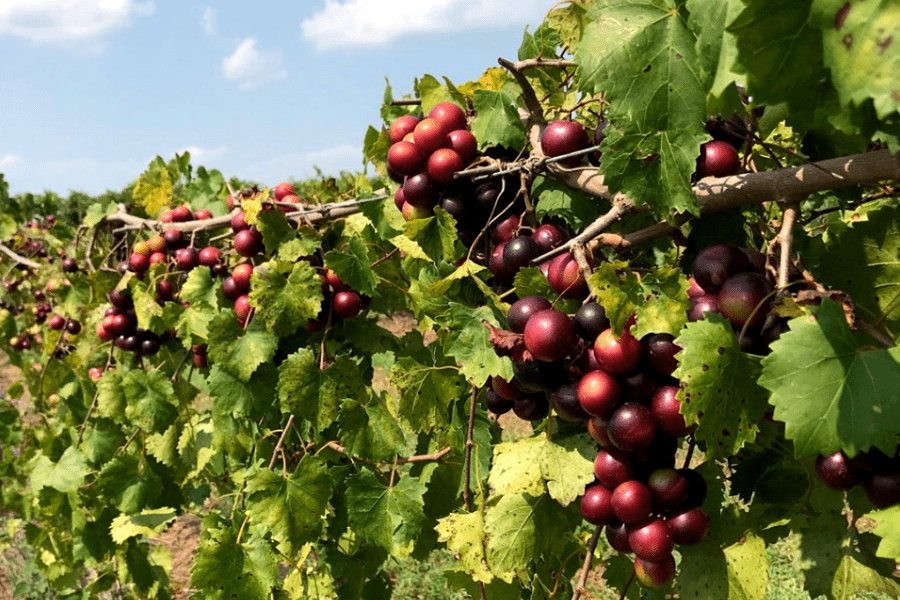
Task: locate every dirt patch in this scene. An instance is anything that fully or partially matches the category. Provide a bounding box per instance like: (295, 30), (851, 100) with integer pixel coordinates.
(154, 514), (202, 599)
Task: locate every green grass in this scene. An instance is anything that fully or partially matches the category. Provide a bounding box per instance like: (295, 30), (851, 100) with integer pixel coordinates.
(386, 550), (470, 600)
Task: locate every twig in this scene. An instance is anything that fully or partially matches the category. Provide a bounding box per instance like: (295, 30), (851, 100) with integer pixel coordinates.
(775, 202), (800, 291)
(0, 242), (41, 269)
(571, 525), (603, 600)
(268, 414), (295, 470)
(464, 384), (479, 511)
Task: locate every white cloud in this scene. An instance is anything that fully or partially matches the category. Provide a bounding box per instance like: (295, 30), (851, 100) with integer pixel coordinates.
(222, 38), (287, 91)
(0, 0), (155, 45)
(0, 154), (23, 169)
(200, 6), (216, 37)
(300, 0), (547, 50)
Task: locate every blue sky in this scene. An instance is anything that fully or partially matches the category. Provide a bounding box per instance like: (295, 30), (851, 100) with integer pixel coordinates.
(0, 1), (550, 196)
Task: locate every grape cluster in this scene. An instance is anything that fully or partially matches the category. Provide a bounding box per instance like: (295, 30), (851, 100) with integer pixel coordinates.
(386, 103), (478, 221)
(687, 242), (792, 354)
(816, 448), (900, 509)
(486, 292), (710, 588)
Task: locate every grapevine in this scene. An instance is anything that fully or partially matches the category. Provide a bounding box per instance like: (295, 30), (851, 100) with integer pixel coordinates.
(2, 1), (900, 599)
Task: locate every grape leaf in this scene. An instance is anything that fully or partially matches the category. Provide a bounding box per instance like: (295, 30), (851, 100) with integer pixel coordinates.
(588, 262), (690, 336)
(674, 314), (769, 460)
(811, 0), (900, 119)
(325, 236), (378, 297)
(532, 175), (607, 233)
(121, 370), (178, 434)
(207, 310), (278, 382)
(728, 0), (832, 121)
(759, 299), (900, 458)
(389, 356), (467, 431)
(869, 505), (900, 562)
(415, 74), (464, 115)
(248, 260), (323, 338)
(830, 553), (900, 599)
(97, 456), (162, 514)
(686, 0), (745, 115)
(244, 456), (333, 555)
(209, 363), (279, 420)
(675, 533), (768, 600)
(190, 514), (278, 600)
(444, 303), (515, 387)
(29, 446), (88, 494)
(130, 282), (166, 334)
(336, 398), (407, 463)
(723, 533), (768, 600)
(179, 266), (221, 309)
(345, 467), (429, 557)
(256, 208), (293, 253)
(575, 0), (709, 217)
(435, 509), (493, 584)
(110, 508), (178, 544)
(487, 434), (595, 506)
(470, 87), (528, 150)
(483, 493), (563, 583)
(402, 207), (458, 264)
(278, 348), (366, 431)
(800, 205), (900, 334)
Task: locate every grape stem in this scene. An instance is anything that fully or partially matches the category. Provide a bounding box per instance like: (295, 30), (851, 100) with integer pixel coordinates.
(268, 414), (295, 471)
(774, 201), (800, 291)
(571, 525), (603, 600)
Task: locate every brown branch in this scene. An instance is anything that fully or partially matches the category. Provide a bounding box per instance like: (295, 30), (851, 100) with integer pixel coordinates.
(268, 414), (296, 470)
(775, 203), (800, 290)
(318, 440), (452, 465)
(571, 525), (603, 600)
(464, 384), (479, 511)
(0, 242), (41, 269)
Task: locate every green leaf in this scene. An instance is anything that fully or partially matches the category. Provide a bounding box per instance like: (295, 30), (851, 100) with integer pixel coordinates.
(532, 175), (607, 233)
(207, 310), (278, 382)
(588, 262), (690, 336)
(728, 0), (831, 120)
(759, 299), (900, 458)
(389, 357), (467, 431)
(245, 456), (333, 555)
(278, 348), (366, 431)
(248, 260), (323, 338)
(402, 207), (459, 264)
(256, 208), (293, 253)
(488, 434), (596, 506)
(415, 74), (464, 115)
(813, 0), (900, 119)
(190, 514), (278, 600)
(483, 493), (561, 582)
(444, 303), (515, 387)
(435, 509), (492, 584)
(576, 0), (709, 217)
(110, 508), (178, 544)
(675, 534), (768, 600)
(336, 398), (407, 463)
(29, 447), (88, 493)
(830, 553), (900, 600)
(129, 282), (166, 334)
(470, 87), (528, 150)
(179, 267), (221, 309)
(346, 468), (429, 557)
(97, 456), (162, 514)
(122, 370), (178, 434)
(208, 363), (278, 420)
(674, 314), (770, 459)
(686, 0), (745, 115)
(869, 505), (900, 562)
(325, 236), (378, 297)
(800, 205), (900, 334)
